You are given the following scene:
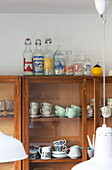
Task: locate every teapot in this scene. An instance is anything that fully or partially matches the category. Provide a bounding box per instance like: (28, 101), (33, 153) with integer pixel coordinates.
(65, 145), (81, 159)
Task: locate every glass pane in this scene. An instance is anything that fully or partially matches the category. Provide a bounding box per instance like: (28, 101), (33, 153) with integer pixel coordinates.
(0, 83), (14, 169)
(29, 82), (82, 169)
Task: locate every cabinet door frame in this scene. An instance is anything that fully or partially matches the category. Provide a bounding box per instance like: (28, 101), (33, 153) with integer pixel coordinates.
(0, 76), (22, 170)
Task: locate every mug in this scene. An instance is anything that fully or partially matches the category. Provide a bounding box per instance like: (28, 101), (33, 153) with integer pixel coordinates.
(55, 105), (66, 117)
(39, 146), (51, 160)
(65, 107), (77, 118)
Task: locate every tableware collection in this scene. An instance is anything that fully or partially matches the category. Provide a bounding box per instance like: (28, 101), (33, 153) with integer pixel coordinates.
(29, 101), (82, 118)
(29, 141), (82, 160)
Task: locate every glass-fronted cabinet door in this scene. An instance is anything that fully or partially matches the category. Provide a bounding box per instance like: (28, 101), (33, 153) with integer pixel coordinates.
(22, 76), (86, 170)
(0, 76), (21, 170)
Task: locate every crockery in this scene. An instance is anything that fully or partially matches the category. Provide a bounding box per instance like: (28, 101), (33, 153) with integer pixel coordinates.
(65, 107), (77, 118)
(39, 146), (51, 160)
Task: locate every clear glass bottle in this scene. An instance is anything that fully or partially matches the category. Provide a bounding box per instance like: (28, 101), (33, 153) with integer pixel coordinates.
(23, 38), (33, 75)
(33, 39), (44, 75)
(83, 55), (91, 76)
(44, 38), (53, 75)
(54, 45), (64, 75)
(74, 55), (83, 76)
(64, 51), (73, 76)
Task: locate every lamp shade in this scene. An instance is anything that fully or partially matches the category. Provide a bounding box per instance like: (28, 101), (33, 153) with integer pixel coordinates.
(94, 0), (108, 15)
(0, 132), (28, 163)
(71, 124), (112, 170)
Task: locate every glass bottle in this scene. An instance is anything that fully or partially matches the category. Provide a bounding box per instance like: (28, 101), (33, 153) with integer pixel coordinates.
(54, 45), (64, 75)
(33, 39), (44, 75)
(64, 51), (74, 76)
(74, 55), (83, 76)
(83, 55), (91, 76)
(23, 38), (33, 75)
(44, 38), (53, 75)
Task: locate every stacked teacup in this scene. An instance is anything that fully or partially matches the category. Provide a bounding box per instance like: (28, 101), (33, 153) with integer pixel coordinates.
(55, 105), (66, 117)
(52, 140), (67, 158)
(29, 102), (39, 118)
(40, 102), (52, 117)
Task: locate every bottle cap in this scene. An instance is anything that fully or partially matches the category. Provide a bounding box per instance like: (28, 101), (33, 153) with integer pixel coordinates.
(25, 38), (32, 45)
(35, 39), (41, 45)
(45, 38), (52, 44)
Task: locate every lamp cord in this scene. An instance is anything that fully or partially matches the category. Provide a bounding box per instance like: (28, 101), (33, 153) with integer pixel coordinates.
(101, 14), (106, 124)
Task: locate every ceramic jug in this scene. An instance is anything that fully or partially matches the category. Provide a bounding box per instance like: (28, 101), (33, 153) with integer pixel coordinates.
(65, 145), (81, 159)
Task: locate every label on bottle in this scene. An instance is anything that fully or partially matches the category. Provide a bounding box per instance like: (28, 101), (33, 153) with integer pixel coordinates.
(44, 58), (53, 70)
(74, 63), (83, 73)
(84, 64), (91, 72)
(24, 58), (33, 72)
(64, 65), (74, 75)
(33, 56), (44, 74)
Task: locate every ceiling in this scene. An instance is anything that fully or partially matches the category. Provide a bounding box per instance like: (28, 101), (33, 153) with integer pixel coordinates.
(0, 0), (111, 14)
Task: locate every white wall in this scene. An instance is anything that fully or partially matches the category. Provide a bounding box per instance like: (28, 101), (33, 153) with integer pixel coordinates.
(0, 13), (112, 75)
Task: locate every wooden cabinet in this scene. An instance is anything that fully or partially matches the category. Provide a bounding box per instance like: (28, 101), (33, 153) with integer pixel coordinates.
(22, 76), (99, 170)
(0, 76), (21, 170)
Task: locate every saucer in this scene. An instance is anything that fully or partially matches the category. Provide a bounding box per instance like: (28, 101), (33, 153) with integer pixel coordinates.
(42, 114), (56, 118)
(52, 154), (68, 158)
(29, 115), (41, 118)
(52, 151), (65, 155)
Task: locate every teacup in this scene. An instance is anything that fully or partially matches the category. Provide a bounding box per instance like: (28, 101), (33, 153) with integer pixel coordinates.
(29, 144), (40, 160)
(100, 106), (111, 118)
(30, 102), (39, 109)
(39, 146), (51, 160)
(54, 145), (67, 152)
(65, 107), (77, 118)
(53, 139), (66, 146)
(55, 105), (66, 117)
(41, 102), (52, 108)
(71, 105), (82, 117)
(29, 107), (38, 115)
(40, 107), (52, 116)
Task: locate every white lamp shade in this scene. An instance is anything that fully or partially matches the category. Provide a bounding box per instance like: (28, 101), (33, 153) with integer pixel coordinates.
(0, 132), (28, 163)
(94, 0), (108, 15)
(71, 124), (112, 170)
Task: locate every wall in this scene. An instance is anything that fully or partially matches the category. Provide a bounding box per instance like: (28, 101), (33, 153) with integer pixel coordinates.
(0, 13), (112, 75)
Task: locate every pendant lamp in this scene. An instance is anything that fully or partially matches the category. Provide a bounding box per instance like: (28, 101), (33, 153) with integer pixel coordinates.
(71, 0), (110, 170)
(0, 132), (28, 163)
(94, 0), (108, 15)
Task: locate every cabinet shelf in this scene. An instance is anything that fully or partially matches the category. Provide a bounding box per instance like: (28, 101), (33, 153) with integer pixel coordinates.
(30, 117), (81, 122)
(30, 158), (82, 163)
(0, 117), (14, 120)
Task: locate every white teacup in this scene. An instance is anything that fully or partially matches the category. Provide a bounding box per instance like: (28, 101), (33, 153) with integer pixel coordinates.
(40, 107), (51, 116)
(30, 102), (39, 109)
(41, 102), (52, 107)
(29, 108), (38, 115)
(100, 106), (111, 118)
